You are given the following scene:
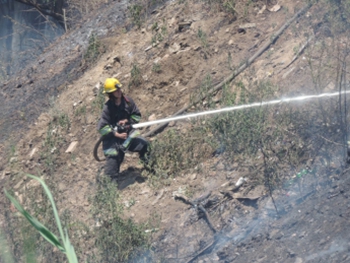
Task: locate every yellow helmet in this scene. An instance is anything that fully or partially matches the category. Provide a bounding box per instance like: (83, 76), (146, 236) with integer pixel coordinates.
(103, 78), (122, 94)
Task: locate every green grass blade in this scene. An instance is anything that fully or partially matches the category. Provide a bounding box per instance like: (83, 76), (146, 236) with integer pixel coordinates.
(25, 174), (66, 243)
(64, 229), (79, 263)
(24, 174), (79, 262)
(4, 189), (65, 253)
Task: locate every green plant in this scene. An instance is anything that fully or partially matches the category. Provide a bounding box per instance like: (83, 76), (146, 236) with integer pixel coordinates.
(152, 63), (161, 73)
(5, 174), (78, 263)
(92, 87), (105, 112)
(145, 127), (213, 186)
(90, 175), (153, 262)
(222, 0), (236, 16)
(151, 21), (167, 45)
(129, 63), (142, 88)
(293, 45), (299, 56)
(197, 28), (208, 49)
(151, 22), (158, 31)
(84, 33), (102, 63)
(128, 4), (144, 29)
(74, 104), (87, 124)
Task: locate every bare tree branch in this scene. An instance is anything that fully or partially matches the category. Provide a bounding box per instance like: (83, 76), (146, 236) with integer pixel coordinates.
(13, 0), (65, 27)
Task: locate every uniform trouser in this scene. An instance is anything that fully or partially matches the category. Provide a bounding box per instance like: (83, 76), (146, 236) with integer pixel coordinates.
(104, 136), (150, 178)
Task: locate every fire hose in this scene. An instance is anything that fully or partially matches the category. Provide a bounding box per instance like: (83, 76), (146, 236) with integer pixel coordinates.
(93, 124), (140, 162)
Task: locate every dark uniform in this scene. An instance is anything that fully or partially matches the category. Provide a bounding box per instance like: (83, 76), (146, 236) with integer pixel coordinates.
(97, 95), (149, 178)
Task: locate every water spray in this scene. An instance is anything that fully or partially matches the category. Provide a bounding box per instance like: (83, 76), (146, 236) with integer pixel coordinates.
(132, 90), (350, 129)
(94, 90), (350, 161)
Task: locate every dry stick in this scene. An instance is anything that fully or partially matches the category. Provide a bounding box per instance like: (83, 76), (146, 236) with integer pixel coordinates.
(198, 204), (217, 234)
(63, 9), (68, 32)
(282, 34), (315, 71)
(143, 4), (312, 138)
(174, 194), (217, 234)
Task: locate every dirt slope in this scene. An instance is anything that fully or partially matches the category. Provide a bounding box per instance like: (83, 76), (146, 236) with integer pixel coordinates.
(1, 0), (350, 262)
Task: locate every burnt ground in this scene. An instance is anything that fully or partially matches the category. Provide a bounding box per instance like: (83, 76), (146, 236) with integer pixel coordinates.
(217, 171), (350, 263)
(2, 0), (350, 262)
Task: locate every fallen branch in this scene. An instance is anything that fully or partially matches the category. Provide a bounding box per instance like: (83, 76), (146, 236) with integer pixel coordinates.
(281, 34), (315, 71)
(198, 204), (216, 234)
(174, 193), (217, 234)
(143, 3), (312, 138)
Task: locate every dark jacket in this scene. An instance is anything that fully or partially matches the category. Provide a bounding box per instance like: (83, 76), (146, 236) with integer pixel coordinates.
(97, 95), (141, 156)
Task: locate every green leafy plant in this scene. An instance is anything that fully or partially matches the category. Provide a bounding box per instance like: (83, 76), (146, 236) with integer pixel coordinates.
(4, 174), (78, 263)
(197, 28), (208, 49)
(84, 33), (102, 63)
(151, 21), (167, 45)
(129, 63), (142, 88)
(128, 4), (144, 29)
(90, 175), (153, 262)
(222, 0), (236, 16)
(152, 63), (161, 73)
(92, 87), (105, 112)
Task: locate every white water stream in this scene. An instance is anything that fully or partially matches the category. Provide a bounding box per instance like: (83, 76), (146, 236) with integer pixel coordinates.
(133, 90), (350, 129)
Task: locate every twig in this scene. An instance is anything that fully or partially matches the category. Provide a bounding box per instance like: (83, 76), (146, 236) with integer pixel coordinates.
(317, 134), (345, 146)
(282, 34), (315, 71)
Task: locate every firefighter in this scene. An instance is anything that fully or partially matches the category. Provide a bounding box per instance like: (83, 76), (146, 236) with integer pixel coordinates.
(97, 78), (150, 179)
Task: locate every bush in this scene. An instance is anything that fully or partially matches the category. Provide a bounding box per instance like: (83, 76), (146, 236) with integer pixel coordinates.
(90, 176), (154, 262)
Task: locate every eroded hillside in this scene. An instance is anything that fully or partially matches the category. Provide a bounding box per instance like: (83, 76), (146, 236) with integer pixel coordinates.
(2, 0), (350, 262)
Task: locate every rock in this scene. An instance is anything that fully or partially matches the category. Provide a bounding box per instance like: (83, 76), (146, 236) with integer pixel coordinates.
(104, 64), (112, 70)
(239, 23), (256, 29)
(169, 42), (181, 53)
(269, 4), (281, 12)
(65, 141), (78, 153)
(152, 189), (164, 205)
(93, 82), (101, 95)
(148, 114), (157, 121)
(14, 179), (25, 190)
(29, 147), (37, 160)
(258, 5), (266, 14)
(9, 157), (17, 163)
(178, 21), (192, 31)
(145, 45), (153, 52)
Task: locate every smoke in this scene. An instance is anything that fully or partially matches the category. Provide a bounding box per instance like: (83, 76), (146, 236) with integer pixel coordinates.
(305, 239), (346, 262)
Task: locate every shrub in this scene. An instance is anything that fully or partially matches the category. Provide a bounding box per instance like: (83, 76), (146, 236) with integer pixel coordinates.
(90, 176), (153, 262)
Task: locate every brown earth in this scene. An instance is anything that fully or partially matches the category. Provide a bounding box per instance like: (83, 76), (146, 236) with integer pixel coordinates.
(1, 0), (350, 262)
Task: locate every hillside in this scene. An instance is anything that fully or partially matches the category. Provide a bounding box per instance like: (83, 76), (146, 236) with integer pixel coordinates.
(1, 0), (350, 262)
